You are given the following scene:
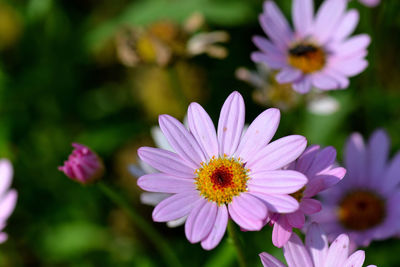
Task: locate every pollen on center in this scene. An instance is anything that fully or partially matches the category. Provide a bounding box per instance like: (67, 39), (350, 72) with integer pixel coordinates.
(288, 42), (326, 73)
(195, 155), (249, 205)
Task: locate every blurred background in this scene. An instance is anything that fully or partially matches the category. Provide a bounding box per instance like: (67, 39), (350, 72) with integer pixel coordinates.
(1, 0), (400, 266)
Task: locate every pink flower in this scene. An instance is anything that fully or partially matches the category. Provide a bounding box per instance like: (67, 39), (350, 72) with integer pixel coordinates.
(312, 129), (400, 248)
(0, 159), (18, 243)
(137, 91), (308, 250)
(252, 0), (370, 93)
(59, 143), (104, 184)
(357, 0), (380, 7)
(259, 223), (376, 267)
(270, 145), (346, 247)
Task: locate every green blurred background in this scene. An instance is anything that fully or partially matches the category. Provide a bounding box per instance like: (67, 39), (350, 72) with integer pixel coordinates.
(1, 0), (400, 266)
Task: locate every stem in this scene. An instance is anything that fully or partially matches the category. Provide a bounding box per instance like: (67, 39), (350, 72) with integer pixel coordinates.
(97, 182), (182, 267)
(227, 220), (247, 267)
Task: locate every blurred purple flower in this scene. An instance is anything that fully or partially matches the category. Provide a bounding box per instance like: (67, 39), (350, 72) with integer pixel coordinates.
(259, 223), (377, 267)
(252, 0), (370, 93)
(137, 91), (308, 250)
(270, 145), (346, 247)
(357, 0), (380, 7)
(312, 129), (400, 249)
(0, 159), (17, 243)
(59, 143), (104, 184)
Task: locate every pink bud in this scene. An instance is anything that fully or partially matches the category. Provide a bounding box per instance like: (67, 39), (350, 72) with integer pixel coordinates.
(58, 143), (104, 184)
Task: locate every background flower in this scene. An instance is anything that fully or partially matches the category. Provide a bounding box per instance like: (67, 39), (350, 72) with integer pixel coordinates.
(0, 159), (17, 243)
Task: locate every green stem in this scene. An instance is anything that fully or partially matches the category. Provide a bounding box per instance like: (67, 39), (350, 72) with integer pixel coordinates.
(97, 182), (182, 267)
(227, 220), (247, 267)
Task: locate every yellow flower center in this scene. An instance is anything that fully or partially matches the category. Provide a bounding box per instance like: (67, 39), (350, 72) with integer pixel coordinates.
(195, 156), (249, 205)
(338, 190), (386, 231)
(290, 186), (305, 202)
(288, 43), (326, 73)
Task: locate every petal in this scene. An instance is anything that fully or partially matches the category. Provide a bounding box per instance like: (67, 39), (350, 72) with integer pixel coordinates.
(318, 167), (346, 190)
(137, 173), (195, 193)
(276, 68), (302, 84)
(295, 145), (320, 174)
(283, 233), (313, 267)
(166, 216), (187, 228)
(286, 210), (305, 228)
(272, 216), (293, 248)
(152, 192), (201, 222)
(382, 152), (400, 194)
(0, 233), (7, 244)
(129, 164), (147, 177)
(251, 52), (286, 69)
(248, 170), (307, 194)
(138, 147), (195, 178)
(0, 190), (17, 220)
(305, 223), (329, 267)
(344, 133), (366, 186)
(217, 91), (245, 156)
(159, 115), (205, 168)
(259, 252), (286, 267)
(344, 250), (365, 267)
(292, 0), (314, 36)
(307, 146), (337, 177)
(292, 76), (312, 94)
(0, 159), (13, 197)
(333, 34), (371, 59)
(331, 59), (368, 76)
(185, 199), (217, 243)
(151, 126), (173, 151)
(367, 129), (389, 188)
(201, 205), (228, 250)
(313, 0), (346, 44)
(228, 193), (268, 230)
(311, 72), (340, 90)
(300, 198), (322, 215)
(236, 108), (280, 161)
(187, 102), (219, 159)
(252, 36), (284, 56)
(251, 192), (299, 213)
(324, 234), (350, 267)
(248, 135), (307, 172)
(140, 192), (170, 206)
(333, 10), (359, 41)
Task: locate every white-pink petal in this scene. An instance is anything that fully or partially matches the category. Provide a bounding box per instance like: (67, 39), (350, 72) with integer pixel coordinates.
(259, 252), (286, 267)
(251, 192), (299, 213)
(324, 234), (350, 267)
(152, 192), (200, 222)
(201, 205), (228, 250)
(248, 170), (307, 194)
(305, 223), (328, 267)
(283, 233), (313, 267)
(0, 190), (17, 220)
(344, 250), (365, 267)
(272, 215), (293, 248)
(137, 173), (195, 193)
(185, 199), (217, 243)
(228, 193), (267, 230)
(0, 159), (13, 197)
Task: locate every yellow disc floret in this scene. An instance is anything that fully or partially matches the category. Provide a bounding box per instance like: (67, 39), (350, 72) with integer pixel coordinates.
(288, 42), (326, 73)
(195, 155), (249, 205)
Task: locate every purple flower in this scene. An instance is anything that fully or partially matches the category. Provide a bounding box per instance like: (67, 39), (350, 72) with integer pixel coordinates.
(259, 223), (377, 267)
(0, 159), (17, 243)
(252, 0), (370, 93)
(137, 91), (308, 250)
(312, 129), (400, 248)
(270, 145), (346, 247)
(356, 0), (380, 7)
(59, 143), (104, 184)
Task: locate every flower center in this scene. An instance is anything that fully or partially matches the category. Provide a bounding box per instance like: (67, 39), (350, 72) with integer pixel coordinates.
(290, 186), (305, 202)
(288, 43), (326, 73)
(338, 190), (386, 231)
(195, 156), (249, 205)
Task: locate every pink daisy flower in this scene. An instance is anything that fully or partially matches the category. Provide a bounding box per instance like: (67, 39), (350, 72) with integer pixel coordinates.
(270, 145), (346, 247)
(312, 129), (400, 248)
(252, 0), (370, 93)
(0, 159), (18, 243)
(259, 223), (377, 267)
(137, 91), (308, 250)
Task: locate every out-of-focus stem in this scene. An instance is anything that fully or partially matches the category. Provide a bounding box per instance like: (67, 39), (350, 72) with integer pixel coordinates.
(227, 219), (247, 267)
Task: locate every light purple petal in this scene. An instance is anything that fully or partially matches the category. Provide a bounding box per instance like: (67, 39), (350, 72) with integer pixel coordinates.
(248, 170), (307, 194)
(152, 191), (201, 222)
(236, 108), (280, 161)
(367, 129), (389, 189)
(331, 59), (368, 76)
(333, 34), (371, 59)
(0, 159), (13, 197)
(276, 68), (302, 84)
(251, 192), (299, 213)
(187, 102), (219, 159)
(307, 146), (337, 177)
(137, 173), (195, 193)
(305, 223), (328, 267)
(159, 114), (205, 168)
(272, 215), (293, 248)
(283, 233), (313, 267)
(323, 69), (350, 89)
(382, 152), (400, 194)
(300, 198), (322, 215)
(311, 72), (340, 90)
(333, 9), (359, 41)
(324, 234), (350, 267)
(292, 0), (314, 36)
(0, 190), (17, 220)
(248, 135), (307, 172)
(201, 205), (228, 250)
(259, 252), (286, 267)
(303, 179), (325, 197)
(228, 193), (268, 230)
(138, 147), (195, 178)
(286, 210), (305, 228)
(360, 0), (380, 7)
(251, 52), (286, 69)
(295, 145), (320, 174)
(313, 0), (346, 44)
(252, 36), (284, 56)
(344, 250), (365, 267)
(344, 133), (366, 186)
(185, 199), (217, 243)
(292, 77), (312, 94)
(217, 91), (245, 156)
(318, 167), (346, 190)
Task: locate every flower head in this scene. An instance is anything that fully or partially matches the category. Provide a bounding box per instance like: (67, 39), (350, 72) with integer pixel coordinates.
(270, 145), (346, 247)
(137, 91), (308, 250)
(59, 143), (104, 184)
(0, 159), (17, 243)
(259, 223), (376, 267)
(252, 0), (370, 93)
(312, 129), (400, 248)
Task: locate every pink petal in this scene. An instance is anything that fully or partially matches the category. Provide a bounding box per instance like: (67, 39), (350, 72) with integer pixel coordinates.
(138, 147), (195, 178)
(276, 68), (302, 84)
(324, 234), (350, 267)
(303, 178), (325, 197)
(333, 9), (359, 41)
(152, 192), (201, 222)
(331, 59), (368, 76)
(137, 173), (195, 193)
(367, 129), (389, 189)
(307, 146), (337, 177)
(228, 193), (268, 230)
(286, 210), (305, 228)
(313, 0), (346, 44)
(185, 199), (217, 243)
(248, 170), (307, 194)
(251, 192), (299, 213)
(259, 252), (286, 267)
(292, 0), (314, 37)
(292, 77), (312, 94)
(272, 216), (293, 248)
(295, 145), (320, 174)
(344, 250), (365, 267)
(318, 167), (346, 190)
(159, 115), (205, 168)
(0, 159), (13, 197)
(187, 102), (219, 159)
(333, 34), (371, 59)
(248, 135), (307, 172)
(344, 133), (366, 186)
(236, 108), (280, 162)
(217, 91), (245, 156)
(305, 223), (329, 267)
(0, 190), (17, 220)
(283, 233), (313, 267)
(201, 205), (228, 250)
(300, 198), (322, 215)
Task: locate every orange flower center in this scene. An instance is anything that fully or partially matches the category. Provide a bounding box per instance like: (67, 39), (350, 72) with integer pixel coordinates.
(195, 156), (249, 205)
(288, 43), (326, 73)
(338, 190), (386, 231)
(290, 186), (305, 202)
